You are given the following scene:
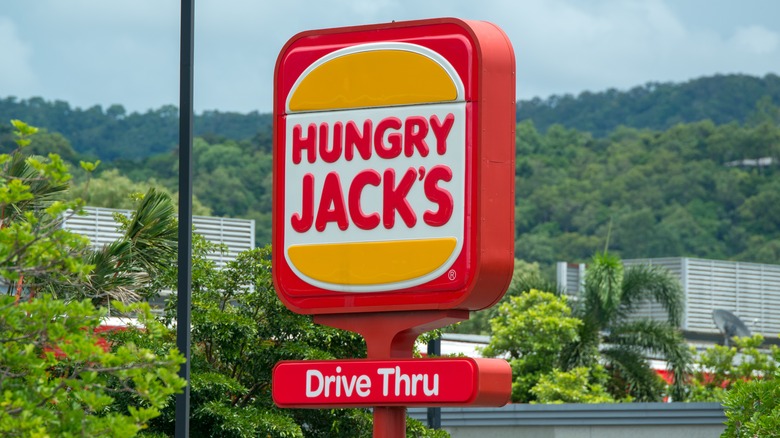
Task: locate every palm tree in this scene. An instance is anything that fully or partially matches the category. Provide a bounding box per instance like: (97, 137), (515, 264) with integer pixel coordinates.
(80, 188), (179, 306)
(3, 121), (178, 307)
(36, 188), (178, 306)
(563, 251), (691, 401)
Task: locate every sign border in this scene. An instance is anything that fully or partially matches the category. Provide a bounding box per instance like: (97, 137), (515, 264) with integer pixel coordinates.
(272, 17), (515, 314)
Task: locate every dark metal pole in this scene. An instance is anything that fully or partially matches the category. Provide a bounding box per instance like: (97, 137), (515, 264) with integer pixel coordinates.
(426, 337), (441, 429)
(175, 0), (194, 436)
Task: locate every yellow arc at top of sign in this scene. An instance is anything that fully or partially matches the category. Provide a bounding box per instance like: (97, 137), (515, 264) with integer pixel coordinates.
(287, 238), (457, 286)
(288, 48), (460, 112)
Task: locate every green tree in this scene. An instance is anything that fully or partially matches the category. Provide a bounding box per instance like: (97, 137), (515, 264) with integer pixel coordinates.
(721, 370), (780, 438)
(141, 242), (446, 438)
(516, 74), (780, 136)
(480, 289), (582, 403)
(1, 121), (185, 308)
(0, 120), (185, 436)
(1, 120), (92, 293)
(16, 185), (179, 309)
(0, 297), (185, 437)
(689, 335), (779, 402)
(531, 366), (614, 404)
(75, 168), (211, 215)
(737, 179), (780, 235)
(1, 129), (80, 164)
(449, 259), (550, 335)
(564, 252), (691, 402)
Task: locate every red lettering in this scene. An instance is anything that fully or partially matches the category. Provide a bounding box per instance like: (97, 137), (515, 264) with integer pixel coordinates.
(423, 165), (453, 226)
(319, 122), (343, 163)
(430, 113), (455, 156)
(291, 173), (315, 232)
(292, 114), (455, 164)
(348, 170), (381, 230)
(383, 167), (417, 229)
(289, 113), (460, 233)
(404, 116), (429, 158)
(345, 120), (372, 161)
(315, 172), (349, 232)
(375, 117), (403, 159)
(293, 123), (317, 164)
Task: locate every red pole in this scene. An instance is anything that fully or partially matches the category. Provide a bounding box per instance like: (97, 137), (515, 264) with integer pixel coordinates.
(315, 310), (468, 437)
(373, 407), (407, 438)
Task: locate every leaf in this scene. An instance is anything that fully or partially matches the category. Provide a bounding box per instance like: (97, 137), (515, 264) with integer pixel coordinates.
(80, 160), (101, 173)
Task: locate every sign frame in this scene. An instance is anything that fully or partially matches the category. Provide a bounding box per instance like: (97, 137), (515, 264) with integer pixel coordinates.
(272, 18), (516, 315)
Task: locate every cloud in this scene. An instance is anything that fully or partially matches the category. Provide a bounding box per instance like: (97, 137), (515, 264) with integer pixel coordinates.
(2, 0), (780, 113)
(505, 0), (701, 96)
(730, 25), (779, 55)
(0, 17), (38, 95)
(0, 1), (179, 111)
(499, 0), (780, 100)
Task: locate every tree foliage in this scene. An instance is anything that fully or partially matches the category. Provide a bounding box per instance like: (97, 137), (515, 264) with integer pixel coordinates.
(564, 252), (691, 402)
(479, 253), (693, 404)
(480, 289), (581, 403)
(0, 297), (185, 437)
(530, 367), (613, 404)
(515, 112), (780, 267)
(517, 73), (780, 136)
(73, 169), (211, 215)
(5, 75), (780, 254)
(721, 370), (780, 438)
(448, 259), (550, 335)
(0, 120), (185, 437)
(0, 98), (272, 161)
(3, 118), (445, 436)
(1, 120), (93, 292)
(133, 242), (443, 438)
(689, 335), (779, 402)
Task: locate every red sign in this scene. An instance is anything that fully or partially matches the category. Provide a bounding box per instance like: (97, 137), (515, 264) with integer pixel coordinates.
(273, 18), (515, 314)
(272, 358), (511, 408)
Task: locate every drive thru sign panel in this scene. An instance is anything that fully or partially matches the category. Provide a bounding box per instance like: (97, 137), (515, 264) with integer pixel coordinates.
(273, 358), (511, 408)
(272, 18), (516, 315)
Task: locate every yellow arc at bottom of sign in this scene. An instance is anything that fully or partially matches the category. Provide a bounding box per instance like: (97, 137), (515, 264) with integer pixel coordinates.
(287, 238), (457, 286)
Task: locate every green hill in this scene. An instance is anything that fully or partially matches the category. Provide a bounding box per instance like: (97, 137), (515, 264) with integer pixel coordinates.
(2, 74), (779, 267)
(517, 73), (780, 136)
(0, 97), (271, 161)
(3, 73), (779, 161)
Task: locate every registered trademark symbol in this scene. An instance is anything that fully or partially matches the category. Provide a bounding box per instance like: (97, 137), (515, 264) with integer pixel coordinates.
(447, 270), (456, 281)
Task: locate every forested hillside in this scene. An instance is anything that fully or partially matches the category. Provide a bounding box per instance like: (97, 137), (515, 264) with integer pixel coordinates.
(0, 97), (272, 161)
(2, 73), (778, 161)
(515, 117), (780, 266)
(2, 74), (779, 270)
(517, 73), (780, 136)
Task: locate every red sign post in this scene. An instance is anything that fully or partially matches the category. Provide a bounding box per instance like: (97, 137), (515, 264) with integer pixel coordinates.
(272, 17), (515, 436)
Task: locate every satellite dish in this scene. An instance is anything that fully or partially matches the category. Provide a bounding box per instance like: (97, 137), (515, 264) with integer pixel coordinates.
(712, 309), (752, 346)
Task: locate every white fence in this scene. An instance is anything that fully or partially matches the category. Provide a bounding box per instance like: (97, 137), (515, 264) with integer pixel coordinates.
(557, 257), (780, 338)
(61, 206), (255, 269)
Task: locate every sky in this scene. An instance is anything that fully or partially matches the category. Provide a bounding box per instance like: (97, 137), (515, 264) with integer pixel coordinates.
(2, 0), (780, 114)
